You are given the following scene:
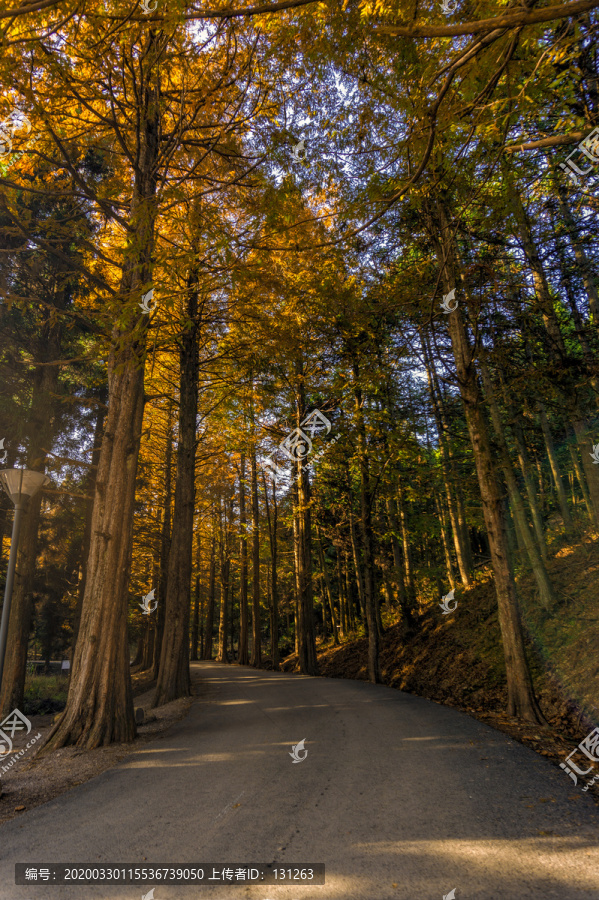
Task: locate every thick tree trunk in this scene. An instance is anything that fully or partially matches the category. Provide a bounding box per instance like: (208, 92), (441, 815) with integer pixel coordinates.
(153, 265), (200, 706)
(238, 453), (249, 665)
(427, 197), (545, 723)
(41, 59), (161, 748)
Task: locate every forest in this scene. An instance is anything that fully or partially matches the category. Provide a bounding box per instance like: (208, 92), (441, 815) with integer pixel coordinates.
(0, 0), (597, 754)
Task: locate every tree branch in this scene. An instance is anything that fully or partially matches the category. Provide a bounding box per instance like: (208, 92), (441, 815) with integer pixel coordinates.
(374, 0), (599, 38)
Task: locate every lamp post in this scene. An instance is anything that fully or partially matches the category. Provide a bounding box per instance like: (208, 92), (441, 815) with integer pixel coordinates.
(0, 468), (50, 693)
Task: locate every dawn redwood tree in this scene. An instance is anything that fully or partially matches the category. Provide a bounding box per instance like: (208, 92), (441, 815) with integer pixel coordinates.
(153, 261), (201, 706)
(425, 195), (545, 724)
(43, 31), (163, 751)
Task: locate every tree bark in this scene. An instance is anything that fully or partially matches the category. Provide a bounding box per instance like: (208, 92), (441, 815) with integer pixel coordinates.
(295, 447), (318, 675)
(353, 364), (381, 683)
(153, 262), (200, 706)
(423, 331), (473, 584)
(263, 472), (280, 669)
(202, 530), (216, 660)
(479, 360), (556, 609)
(41, 48), (161, 749)
(216, 493), (231, 664)
(238, 452), (249, 665)
(426, 196), (545, 723)
(538, 403), (575, 534)
(190, 533), (201, 662)
(317, 525), (339, 644)
(152, 405), (174, 679)
(72, 389), (107, 657)
(249, 439), (261, 667)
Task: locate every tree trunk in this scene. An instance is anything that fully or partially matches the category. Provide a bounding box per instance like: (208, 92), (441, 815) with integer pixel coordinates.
(435, 494), (456, 591)
(353, 364), (381, 683)
(153, 263), (200, 706)
(249, 440), (261, 667)
(538, 403), (575, 534)
(190, 533), (201, 662)
(152, 405), (174, 679)
(41, 56), (161, 750)
(72, 390), (107, 656)
(263, 472), (279, 669)
(238, 452), (249, 665)
(426, 196), (545, 723)
(422, 331), (473, 584)
(202, 531), (216, 660)
(556, 182), (599, 323)
(397, 479), (416, 609)
(295, 448), (318, 675)
(569, 442), (594, 520)
(479, 361), (556, 609)
(216, 495), (230, 664)
(317, 526), (339, 644)
(349, 506), (366, 625)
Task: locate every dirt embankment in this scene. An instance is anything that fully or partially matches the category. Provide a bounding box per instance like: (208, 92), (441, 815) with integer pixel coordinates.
(282, 533), (599, 801)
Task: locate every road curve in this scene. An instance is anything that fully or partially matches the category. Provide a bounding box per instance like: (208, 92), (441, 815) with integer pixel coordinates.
(1, 661), (598, 899)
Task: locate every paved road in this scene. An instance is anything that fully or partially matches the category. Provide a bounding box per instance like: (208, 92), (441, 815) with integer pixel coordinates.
(1, 662), (598, 900)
